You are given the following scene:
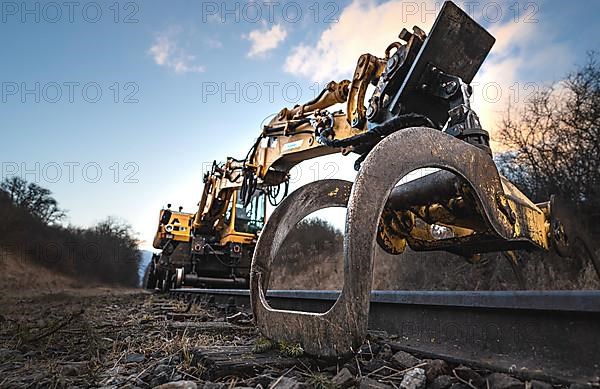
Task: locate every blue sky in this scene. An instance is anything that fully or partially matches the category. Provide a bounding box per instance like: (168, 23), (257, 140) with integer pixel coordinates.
(1, 0), (599, 249)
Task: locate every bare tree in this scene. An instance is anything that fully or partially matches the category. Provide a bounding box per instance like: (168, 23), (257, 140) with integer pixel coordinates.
(0, 176), (66, 225)
(497, 53), (600, 230)
(94, 217), (138, 250)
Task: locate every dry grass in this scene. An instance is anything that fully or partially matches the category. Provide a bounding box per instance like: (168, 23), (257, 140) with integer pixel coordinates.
(0, 290), (255, 387)
(271, 241), (600, 291)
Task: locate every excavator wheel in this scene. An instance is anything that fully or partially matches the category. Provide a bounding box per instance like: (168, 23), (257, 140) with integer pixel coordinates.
(174, 268), (185, 289)
(144, 261), (158, 290)
(160, 270), (172, 292)
(250, 127), (512, 358)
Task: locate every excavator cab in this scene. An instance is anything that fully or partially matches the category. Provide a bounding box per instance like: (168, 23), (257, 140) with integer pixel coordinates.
(182, 171), (267, 289)
(230, 190), (266, 235)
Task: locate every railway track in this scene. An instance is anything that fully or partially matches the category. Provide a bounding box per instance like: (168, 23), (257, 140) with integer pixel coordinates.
(170, 288), (600, 386)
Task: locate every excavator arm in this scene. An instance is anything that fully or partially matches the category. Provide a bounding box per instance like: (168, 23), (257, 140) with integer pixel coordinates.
(240, 24), (434, 201)
(193, 158), (245, 235)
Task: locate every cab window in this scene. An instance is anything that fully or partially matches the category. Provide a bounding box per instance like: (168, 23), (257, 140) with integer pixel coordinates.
(234, 190), (265, 234)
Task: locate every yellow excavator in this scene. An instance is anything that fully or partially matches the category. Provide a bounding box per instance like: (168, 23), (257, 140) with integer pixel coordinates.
(147, 158), (266, 291)
(241, 1), (600, 357)
(145, 205), (194, 291)
(188, 158), (266, 288)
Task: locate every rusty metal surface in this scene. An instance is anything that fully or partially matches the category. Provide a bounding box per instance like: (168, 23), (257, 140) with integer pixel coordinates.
(250, 128), (541, 358)
(174, 288), (600, 384)
(250, 179), (358, 357)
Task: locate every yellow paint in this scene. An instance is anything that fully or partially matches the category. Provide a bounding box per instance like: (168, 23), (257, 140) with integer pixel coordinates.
(152, 209), (194, 249)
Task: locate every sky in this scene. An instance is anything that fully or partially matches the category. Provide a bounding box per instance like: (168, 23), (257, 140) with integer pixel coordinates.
(1, 0), (599, 249)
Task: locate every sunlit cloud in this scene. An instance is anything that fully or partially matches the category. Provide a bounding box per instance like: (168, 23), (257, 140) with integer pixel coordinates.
(472, 20), (571, 147)
(284, 0), (437, 83)
(243, 23), (288, 58)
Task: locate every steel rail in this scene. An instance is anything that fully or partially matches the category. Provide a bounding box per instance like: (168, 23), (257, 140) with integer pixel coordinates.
(170, 288), (600, 385)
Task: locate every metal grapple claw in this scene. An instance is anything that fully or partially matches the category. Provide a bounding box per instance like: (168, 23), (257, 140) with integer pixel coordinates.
(250, 127), (529, 358)
(250, 179), (359, 358)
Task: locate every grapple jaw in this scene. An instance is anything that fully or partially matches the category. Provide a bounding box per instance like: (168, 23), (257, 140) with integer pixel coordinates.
(250, 179), (361, 358)
(251, 128), (548, 358)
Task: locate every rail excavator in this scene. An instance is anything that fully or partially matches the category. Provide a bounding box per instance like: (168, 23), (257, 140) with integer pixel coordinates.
(240, 1), (600, 358)
(145, 205), (194, 291)
(147, 158), (266, 291)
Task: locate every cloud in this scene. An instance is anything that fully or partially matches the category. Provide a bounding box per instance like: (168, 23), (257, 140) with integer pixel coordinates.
(243, 24), (287, 58)
(284, 0), (438, 83)
(471, 20), (571, 145)
(148, 27), (206, 74)
(205, 37), (223, 49)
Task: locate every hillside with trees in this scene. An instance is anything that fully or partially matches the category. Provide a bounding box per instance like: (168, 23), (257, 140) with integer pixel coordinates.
(0, 177), (140, 287)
